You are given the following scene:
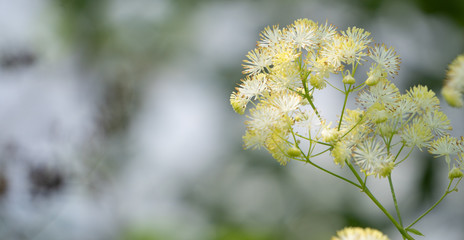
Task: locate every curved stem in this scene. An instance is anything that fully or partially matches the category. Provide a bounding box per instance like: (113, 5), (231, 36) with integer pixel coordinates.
(289, 129), (360, 189)
(393, 143), (405, 163)
(337, 85), (352, 131)
(295, 155), (361, 189)
(325, 79), (344, 93)
(388, 174), (403, 227)
(395, 147), (414, 166)
(406, 180), (454, 229)
(346, 162), (414, 240)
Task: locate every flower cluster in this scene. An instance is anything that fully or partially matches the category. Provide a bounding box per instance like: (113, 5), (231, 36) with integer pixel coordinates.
(331, 227), (390, 240)
(351, 80), (458, 177)
(230, 19), (463, 178)
(231, 18), (464, 239)
(442, 54), (464, 107)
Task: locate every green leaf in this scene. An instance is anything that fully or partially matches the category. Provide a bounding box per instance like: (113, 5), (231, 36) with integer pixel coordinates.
(406, 228), (425, 236)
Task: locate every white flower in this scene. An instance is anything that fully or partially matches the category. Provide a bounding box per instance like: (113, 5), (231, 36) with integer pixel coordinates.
(321, 122), (340, 143)
(315, 21), (337, 46)
(406, 85), (439, 113)
(390, 95), (416, 119)
(443, 54), (464, 107)
(332, 227), (390, 240)
(243, 129), (270, 149)
(258, 25), (282, 48)
(340, 26), (372, 64)
(236, 74), (268, 100)
(246, 104), (281, 131)
(269, 62), (301, 91)
(428, 135), (459, 160)
(242, 48), (272, 76)
(267, 91), (302, 114)
(357, 79), (400, 110)
(319, 34), (345, 71)
(424, 110), (452, 136)
(401, 118), (433, 149)
(369, 44), (401, 76)
(353, 138), (394, 177)
(230, 92), (249, 115)
(442, 86), (463, 108)
(285, 18), (317, 50)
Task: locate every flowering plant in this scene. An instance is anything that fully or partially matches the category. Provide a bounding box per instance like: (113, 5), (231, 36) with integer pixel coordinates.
(230, 18), (464, 239)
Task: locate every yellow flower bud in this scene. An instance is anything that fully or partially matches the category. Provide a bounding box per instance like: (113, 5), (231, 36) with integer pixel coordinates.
(441, 86), (463, 108)
(331, 142), (350, 166)
(309, 74), (326, 89)
(378, 162), (395, 178)
(343, 74), (356, 85)
(448, 166), (464, 179)
(287, 146), (302, 157)
(321, 128), (340, 143)
(366, 75), (380, 86)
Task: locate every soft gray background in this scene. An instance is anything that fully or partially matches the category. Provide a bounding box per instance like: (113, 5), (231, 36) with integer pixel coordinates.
(0, 0), (463, 239)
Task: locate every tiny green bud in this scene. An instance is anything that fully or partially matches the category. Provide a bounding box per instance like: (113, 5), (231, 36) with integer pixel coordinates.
(287, 146), (302, 157)
(309, 74), (326, 89)
(448, 167), (464, 179)
(342, 74), (356, 84)
(378, 162), (395, 178)
(366, 75), (380, 86)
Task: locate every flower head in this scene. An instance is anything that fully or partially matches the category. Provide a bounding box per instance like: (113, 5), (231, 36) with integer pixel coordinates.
(258, 25), (282, 48)
(319, 34), (345, 71)
(332, 141), (352, 166)
(442, 86), (463, 107)
(428, 135), (459, 165)
(406, 85), (439, 113)
(340, 26), (372, 64)
(424, 110), (452, 136)
(332, 227), (390, 240)
(401, 118), (433, 150)
(230, 92), (249, 115)
(368, 44), (401, 77)
(357, 78), (400, 110)
(443, 54), (464, 107)
(449, 166), (464, 179)
(315, 21), (337, 46)
(284, 18), (318, 50)
(266, 91), (302, 114)
(242, 48), (272, 76)
(269, 62), (301, 91)
(353, 138), (394, 177)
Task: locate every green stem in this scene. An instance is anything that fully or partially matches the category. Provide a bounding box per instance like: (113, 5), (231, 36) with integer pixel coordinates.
(298, 61), (323, 124)
(393, 143), (405, 162)
(395, 147), (414, 166)
(325, 80), (344, 93)
(298, 155), (361, 189)
(337, 84), (352, 131)
(346, 162), (414, 240)
(388, 174), (403, 227)
(301, 78), (323, 123)
(289, 129), (360, 189)
(406, 180), (454, 230)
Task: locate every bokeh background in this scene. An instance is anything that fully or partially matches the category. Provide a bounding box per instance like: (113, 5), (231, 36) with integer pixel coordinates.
(1, 0), (464, 239)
